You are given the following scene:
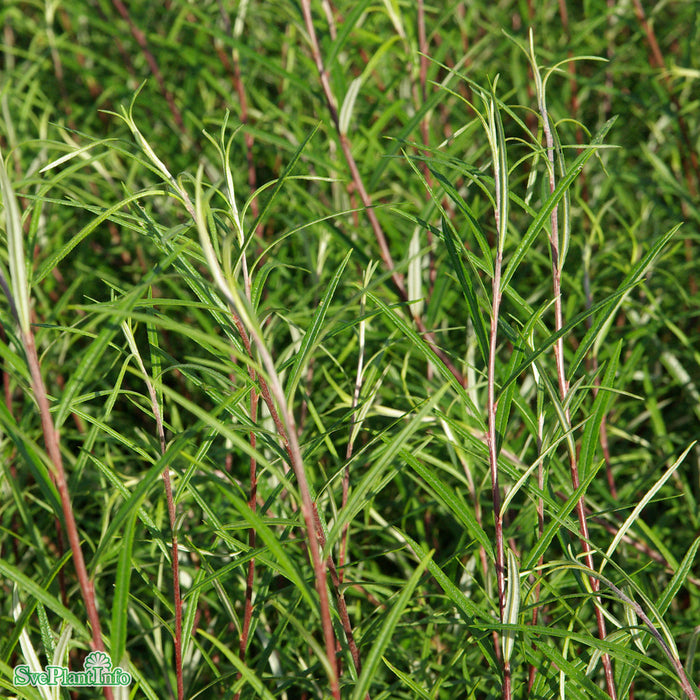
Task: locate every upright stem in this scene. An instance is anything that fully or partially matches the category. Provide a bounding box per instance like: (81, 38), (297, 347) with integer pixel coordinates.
(245, 322), (340, 699)
(538, 80), (616, 700)
(483, 86), (511, 698)
(195, 193), (340, 698)
(23, 329), (114, 700)
(124, 319), (184, 700)
(487, 246), (510, 699)
(299, 0), (466, 388)
(528, 372), (546, 692)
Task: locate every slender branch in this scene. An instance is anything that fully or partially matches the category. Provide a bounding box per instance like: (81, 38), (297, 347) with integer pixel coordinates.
(22, 328), (114, 700)
(238, 313), (340, 699)
(528, 368), (546, 692)
(299, 0), (466, 388)
(487, 168), (510, 700)
(536, 64), (616, 699)
(234, 371), (258, 700)
(124, 322), (184, 700)
(195, 182), (340, 699)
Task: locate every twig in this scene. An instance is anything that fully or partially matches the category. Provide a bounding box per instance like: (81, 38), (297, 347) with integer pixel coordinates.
(299, 0), (467, 388)
(123, 322), (184, 700)
(23, 328), (115, 700)
(532, 36), (617, 698)
(194, 178), (341, 699)
(486, 134), (510, 700)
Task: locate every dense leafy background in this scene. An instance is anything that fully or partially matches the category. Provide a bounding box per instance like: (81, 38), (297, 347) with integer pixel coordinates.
(0, 1), (698, 699)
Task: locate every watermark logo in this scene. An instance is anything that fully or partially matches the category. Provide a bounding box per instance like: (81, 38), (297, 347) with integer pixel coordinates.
(13, 651), (131, 689)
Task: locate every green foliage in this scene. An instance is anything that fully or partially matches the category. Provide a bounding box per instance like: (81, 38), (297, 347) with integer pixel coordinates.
(0, 1), (698, 699)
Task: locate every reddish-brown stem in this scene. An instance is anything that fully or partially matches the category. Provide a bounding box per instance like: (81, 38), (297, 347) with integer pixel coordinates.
(487, 235), (510, 700)
(312, 506), (365, 687)
(234, 201), (261, 700)
(538, 87), (616, 698)
(299, 0), (466, 388)
(185, 175), (340, 690)
(160, 470), (184, 700)
(22, 329), (114, 700)
(528, 386), (546, 693)
(555, 491), (700, 588)
(234, 372), (259, 700)
(242, 324), (340, 698)
(204, 255), (340, 696)
(600, 577), (698, 700)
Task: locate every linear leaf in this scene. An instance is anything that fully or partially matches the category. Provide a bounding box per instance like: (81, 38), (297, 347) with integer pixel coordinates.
(601, 442), (695, 574)
(578, 341), (621, 476)
(657, 537), (700, 615)
(0, 561), (89, 640)
(325, 386), (448, 551)
(111, 510), (137, 666)
(368, 292), (483, 424)
(441, 216), (489, 365)
(286, 250), (351, 401)
(501, 116), (618, 289)
(401, 446), (494, 561)
(570, 224), (680, 378)
(350, 551), (432, 700)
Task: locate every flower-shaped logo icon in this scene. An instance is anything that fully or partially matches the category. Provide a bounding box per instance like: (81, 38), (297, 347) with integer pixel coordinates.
(84, 651), (112, 675)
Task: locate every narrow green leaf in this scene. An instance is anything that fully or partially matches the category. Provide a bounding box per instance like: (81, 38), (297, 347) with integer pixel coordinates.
(327, 0), (374, 68)
(368, 292), (483, 424)
(146, 287), (163, 417)
(226, 493), (317, 613)
(35, 190), (164, 286)
(497, 275), (649, 401)
(398, 529), (497, 665)
(111, 510), (137, 666)
(0, 153), (31, 334)
(383, 656), (432, 699)
(325, 388), (448, 552)
(602, 442), (695, 574)
(0, 562), (89, 640)
(571, 224), (680, 378)
(286, 250), (351, 402)
(196, 629), (278, 700)
(351, 551), (433, 700)
(88, 442), (181, 572)
(494, 327), (527, 454)
(430, 168), (494, 274)
(501, 116), (618, 290)
(534, 640), (611, 700)
(35, 603), (54, 662)
(578, 341), (621, 476)
(657, 537), (700, 615)
(243, 123), (320, 242)
(523, 460), (602, 570)
(441, 216), (489, 365)
(182, 569), (207, 661)
(0, 399), (61, 514)
(401, 447), (494, 561)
